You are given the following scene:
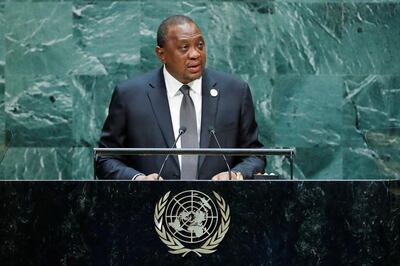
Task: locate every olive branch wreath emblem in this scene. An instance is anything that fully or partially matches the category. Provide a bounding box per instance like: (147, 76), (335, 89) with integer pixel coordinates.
(154, 191), (230, 257)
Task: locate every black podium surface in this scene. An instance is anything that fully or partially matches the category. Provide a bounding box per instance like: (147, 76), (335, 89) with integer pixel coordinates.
(1, 180), (399, 265)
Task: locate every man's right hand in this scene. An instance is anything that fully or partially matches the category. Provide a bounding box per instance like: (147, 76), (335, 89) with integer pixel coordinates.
(134, 173), (163, 181)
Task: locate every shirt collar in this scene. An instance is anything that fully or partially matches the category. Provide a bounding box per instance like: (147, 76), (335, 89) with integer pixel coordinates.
(163, 65), (202, 97)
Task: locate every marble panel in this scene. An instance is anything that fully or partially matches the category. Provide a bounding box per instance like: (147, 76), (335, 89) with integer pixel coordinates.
(341, 3), (400, 75)
(139, 1), (209, 73)
(266, 146), (342, 179)
(343, 75), (400, 146)
(71, 75), (98, 148)
(265, 155), (291, 178)
(72, 74), (131, 147)
(0, 147), (72, 180)
(0, 0), (399, 180)
(343, 75), (400, 177)
(0, 84), (4, 147)
(275, 0), (342, 3)
(72, 1), (141, 76)
(273, 3), (344, 74)
(0, 89), (4, 179)
(241, 73), (274, 147)
(297, 146), (342, 179)
(267, 74), (344, 178)
(206, 2), (274, 76)
(1, 0), (72, 2)
(0, 4), (3, 61)
(5, 2), (77, 76)
(5, 75), (73, 147)
(239, 73), (277, 176)
(71, 147), (93, 179)
(272, 75), (342, 148)
(344, 0), (400, 2)
(0, 4), (4, 145)
(343, 147), (399, 179)
(0, 16), (5, 179)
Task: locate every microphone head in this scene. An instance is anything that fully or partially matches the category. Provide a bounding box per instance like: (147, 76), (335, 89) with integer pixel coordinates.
(208, 126), (215, 134)
(179, 126), (187, 134)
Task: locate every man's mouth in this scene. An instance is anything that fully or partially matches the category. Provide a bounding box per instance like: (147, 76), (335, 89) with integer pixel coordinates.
(187, 64), (202, 73)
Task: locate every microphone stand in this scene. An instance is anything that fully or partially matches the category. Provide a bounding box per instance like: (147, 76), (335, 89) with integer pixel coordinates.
(208, 127), (232, 180)
(157, 127), (186, 180)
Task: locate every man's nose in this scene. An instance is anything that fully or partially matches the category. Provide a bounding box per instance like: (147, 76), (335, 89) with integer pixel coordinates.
(188, 47), (200, 59)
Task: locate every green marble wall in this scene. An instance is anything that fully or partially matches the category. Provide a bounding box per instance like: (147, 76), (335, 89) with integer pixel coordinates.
(0, 1), (399, 180)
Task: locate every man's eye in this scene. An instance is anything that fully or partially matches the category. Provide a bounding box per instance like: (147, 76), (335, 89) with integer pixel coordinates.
(197, 42), (204, 49)
(180, 45), (189, 50)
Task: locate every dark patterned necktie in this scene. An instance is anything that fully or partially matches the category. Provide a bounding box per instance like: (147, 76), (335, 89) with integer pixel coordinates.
(179, 85), (198, 180)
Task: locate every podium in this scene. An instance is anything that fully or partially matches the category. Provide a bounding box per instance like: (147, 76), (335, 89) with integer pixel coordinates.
(1, 180), (399, 265)
(94, 147), (296, 179)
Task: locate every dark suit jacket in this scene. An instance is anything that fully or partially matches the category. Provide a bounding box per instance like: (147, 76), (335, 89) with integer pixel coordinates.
(96, 67), (265, 180)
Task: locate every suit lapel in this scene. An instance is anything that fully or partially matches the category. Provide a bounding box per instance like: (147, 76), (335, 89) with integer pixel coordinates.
(147, 68), (179, 168)
(199, 69), (219, 169)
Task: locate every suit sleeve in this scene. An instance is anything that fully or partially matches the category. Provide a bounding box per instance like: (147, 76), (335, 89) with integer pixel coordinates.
(96, 87), (140, 180)
(231, 83), (266, 178)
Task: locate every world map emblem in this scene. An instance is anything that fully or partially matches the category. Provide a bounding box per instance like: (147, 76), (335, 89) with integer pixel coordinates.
(154, 190), (230, 257)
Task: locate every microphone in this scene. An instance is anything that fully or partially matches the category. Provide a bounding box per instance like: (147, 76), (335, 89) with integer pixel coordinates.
(208, 126), (232, 180)
(157, 127), (187, 180)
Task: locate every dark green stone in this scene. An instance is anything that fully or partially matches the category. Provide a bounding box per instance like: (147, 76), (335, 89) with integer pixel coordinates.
(72, 2), (141, 76)
(71, 147), (93, 179)
(0, 83), (4, 147)
(242, 73), (275, 147)
(206, 2), (274, 76)
(343, 75), (400, 146)
(341, 4), (400, 74)
(0, 4), (4, 146)
(5, 3), (77, 76)
(343, 75), (400, 179)
(296, 146), (342, 179)
(274, 3), (344, 74)
(272, 75), (342, 147)
(0, 1), (400, 179)
(0, 147), (72, 180)
(72, 74), (137, 147)
(343, 148), (389, 179)
(6, 75), (73, 146)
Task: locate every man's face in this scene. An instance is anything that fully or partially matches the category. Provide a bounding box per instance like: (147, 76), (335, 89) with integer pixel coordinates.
(156, 22), (206, 84)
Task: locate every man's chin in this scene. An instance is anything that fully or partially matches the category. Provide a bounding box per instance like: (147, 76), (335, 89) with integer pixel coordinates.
(185, 71), (203, 82)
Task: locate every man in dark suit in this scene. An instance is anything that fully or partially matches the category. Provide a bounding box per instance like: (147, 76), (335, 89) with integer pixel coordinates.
(96, 15), (265, 180)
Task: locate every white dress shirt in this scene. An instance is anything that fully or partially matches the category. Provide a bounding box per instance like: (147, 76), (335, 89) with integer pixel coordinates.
(163, 65), (202, 167)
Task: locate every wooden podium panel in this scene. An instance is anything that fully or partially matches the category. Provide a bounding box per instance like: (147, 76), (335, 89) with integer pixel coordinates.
(1, 180), (399, 265)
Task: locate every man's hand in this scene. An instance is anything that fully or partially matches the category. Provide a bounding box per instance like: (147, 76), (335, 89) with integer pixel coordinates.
(212, 171), (243, 181)
(134, 173), (163, 181)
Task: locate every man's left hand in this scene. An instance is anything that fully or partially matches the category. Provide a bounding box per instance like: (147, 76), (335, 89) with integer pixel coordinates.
(212, 171), (243, 181)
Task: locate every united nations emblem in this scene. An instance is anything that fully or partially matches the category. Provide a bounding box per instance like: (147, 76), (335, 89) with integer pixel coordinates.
(154, 190), (230, 257)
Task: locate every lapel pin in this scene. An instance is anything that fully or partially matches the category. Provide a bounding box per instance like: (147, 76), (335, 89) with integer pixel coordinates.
(210, 88), (218, 97)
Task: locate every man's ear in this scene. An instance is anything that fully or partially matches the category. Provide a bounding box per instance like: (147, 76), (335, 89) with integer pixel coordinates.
(155, 46), (165, 63)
